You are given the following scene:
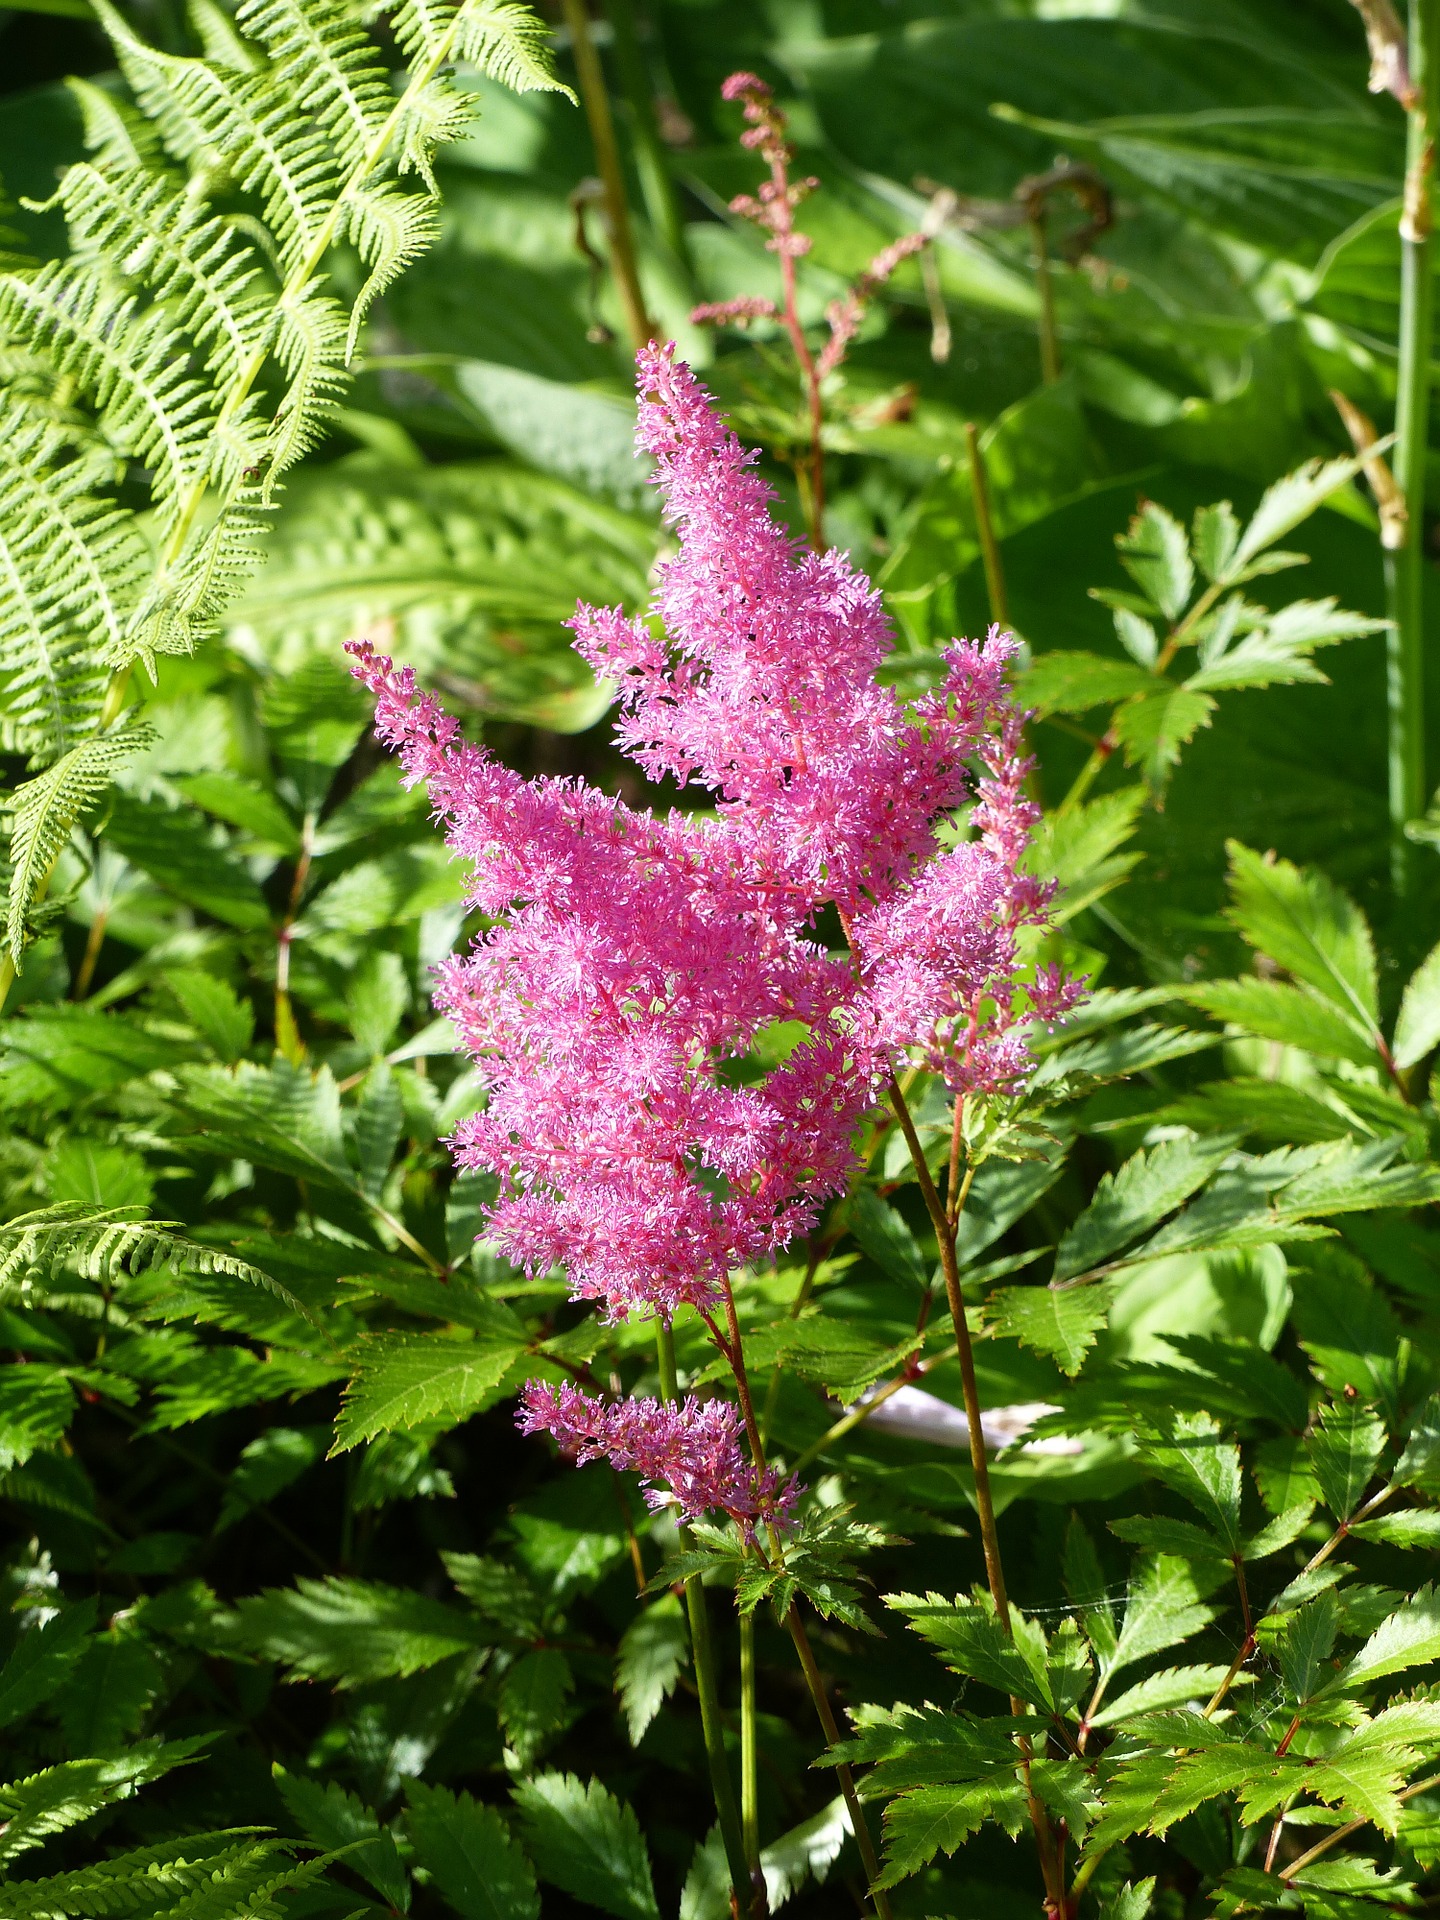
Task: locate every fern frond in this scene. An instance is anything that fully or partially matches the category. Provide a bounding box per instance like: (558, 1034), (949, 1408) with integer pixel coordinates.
(119, 503), (268, 668)
(342, 184), (439, 359)
(5, 726), (154, 962)
(65, 74), (164, 173)
(268, 291), (349, 482)
(391, 0), (568, 99)
(237, 0), (392, 176)
(187, 0), (263, 74)
(453, 0), (572, 96)
(93, 0), (338, 271)
(0, 1202), (318, 1322)
(0, 1833), (283, 1919)
(0, 407), (137, 753)
(0, 265), (215, 518)
(55, 161), (270, 384)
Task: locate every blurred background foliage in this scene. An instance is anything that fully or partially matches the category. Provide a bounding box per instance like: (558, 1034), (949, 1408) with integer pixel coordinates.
(7, 0), (1440, 1915)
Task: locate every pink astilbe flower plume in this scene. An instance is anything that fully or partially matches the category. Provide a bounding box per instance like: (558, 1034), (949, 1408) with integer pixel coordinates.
(519, 1381), (795, 1533)
(348, 344), (1078, 1508)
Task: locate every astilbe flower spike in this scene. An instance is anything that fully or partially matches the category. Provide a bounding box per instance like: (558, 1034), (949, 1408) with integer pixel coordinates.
(348, 343), (1076, 1523)
(519, 1381), (794, 1533)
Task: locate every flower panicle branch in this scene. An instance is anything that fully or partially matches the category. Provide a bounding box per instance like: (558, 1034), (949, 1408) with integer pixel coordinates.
(690, 72), (933, 544)
(520, 1380), (797, 1535)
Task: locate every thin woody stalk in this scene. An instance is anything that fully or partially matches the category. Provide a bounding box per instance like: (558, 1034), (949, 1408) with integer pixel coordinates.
(1386, 0), (1438, 896)
(881, 1074), (1067, 1917)
(603, 0), (690, 270)
(965, 421), (1010, 631)
(561, 0), (653, 353)
(739, 1611), (760, 1875)
(655, 1320), (757, 1916)
(712, 1278), (894, 1920)
(1030, 214), (1061, 384)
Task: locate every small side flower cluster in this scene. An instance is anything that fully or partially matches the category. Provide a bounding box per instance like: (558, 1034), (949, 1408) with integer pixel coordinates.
(519, 1381), (792, 1533)
(690, 72), (928, 381)
(349, 343), (1075, 1529)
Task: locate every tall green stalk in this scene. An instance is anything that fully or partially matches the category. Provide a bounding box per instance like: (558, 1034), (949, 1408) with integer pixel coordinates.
(1388, 0), (1439, 894)
(655, 1321), (755, 1914)
(561, 0), (653, 352)
(603, 0), (690, 271)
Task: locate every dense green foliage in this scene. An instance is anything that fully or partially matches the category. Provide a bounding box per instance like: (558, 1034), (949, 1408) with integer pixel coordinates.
(7, 0), (1440, 1914)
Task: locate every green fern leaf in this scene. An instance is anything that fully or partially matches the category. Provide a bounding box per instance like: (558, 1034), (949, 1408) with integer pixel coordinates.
(0, 265), (216, 518)
(236, 0), (392, 174)
(451, 0), (572, 97)
(0, 1738), (210, 1866)
(0, 1831), (278, 1916)
(5, 725), (154, 964)
(0, 1202), (316, 1325)
(341, 183), (439, 359)
(54, 161), (270, 385)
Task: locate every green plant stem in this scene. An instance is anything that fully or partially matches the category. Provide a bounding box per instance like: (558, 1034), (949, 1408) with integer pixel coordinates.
(602, 0), (689, 269)
(1387, 0), (1438, 896)
(656, 1320), (754, 1914)
(1202, 1478), (1400, 1721)
(880, 1072), (1068, 1917)
(781, 1604), (893, 1914)
(562, 0), (653, 353)
(965, 420), (1009, 629)
(1031, 215), (1061, 384)
(739, 1609), (760, 1876)
(710, 1279), (892, 1919)
(71, 901), (109, 1000)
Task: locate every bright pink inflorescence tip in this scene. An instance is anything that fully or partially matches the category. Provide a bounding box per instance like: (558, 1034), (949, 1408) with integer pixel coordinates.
(519, 1380), (795, 1533)
(347, 341), (1079, 1526)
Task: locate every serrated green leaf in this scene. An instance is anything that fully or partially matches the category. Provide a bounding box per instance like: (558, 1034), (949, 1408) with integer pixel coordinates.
(1224, 842), (1379, 1029)
(847, 1187), (929, 1290)
(333, 1329), (526, 1451)
(0, 1598), (96, 1729)
(0, 1364), (75, 1470)
(1018, 650), (1157, 718)
(1136, 1413), (1242, 1550)
(1351, 1510), (1440, 1548)
(1108, 1556), (1218, 1677)
(986, 1280), (1112, 1375)
(1055, 1131), (1238, 1281)
(1306, 1400), (1387, 1522)
(232, 1577), (487, 1686)
(499, 1647), (573, 1766)
(1111, 683), (1215, 793)
(275, 1767), (409, 1912)
(1332, 1585), (1440, 1693)
(1090, 1665), (1242, 1728)
(512, 1773), (659, 1920)
(1109, 1515), (1227, 1562)
(1118, 499), (1193, 620)
(406, 1782), (539, 1920)
(1229, 451), (1373, 576)
(1182, 976), (1376, 1065)
(887, 1591), (1053, 1707)
(1192, 501), (1240, 583)
(616, 1594), (687, 1747)
(1394, 939), (1440, 1070)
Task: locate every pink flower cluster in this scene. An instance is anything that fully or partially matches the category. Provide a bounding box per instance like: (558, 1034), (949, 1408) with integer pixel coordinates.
(691, 73), (930, 382)
(349, 342), (1076, 1525)
(519, 1381), (793, 1532)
